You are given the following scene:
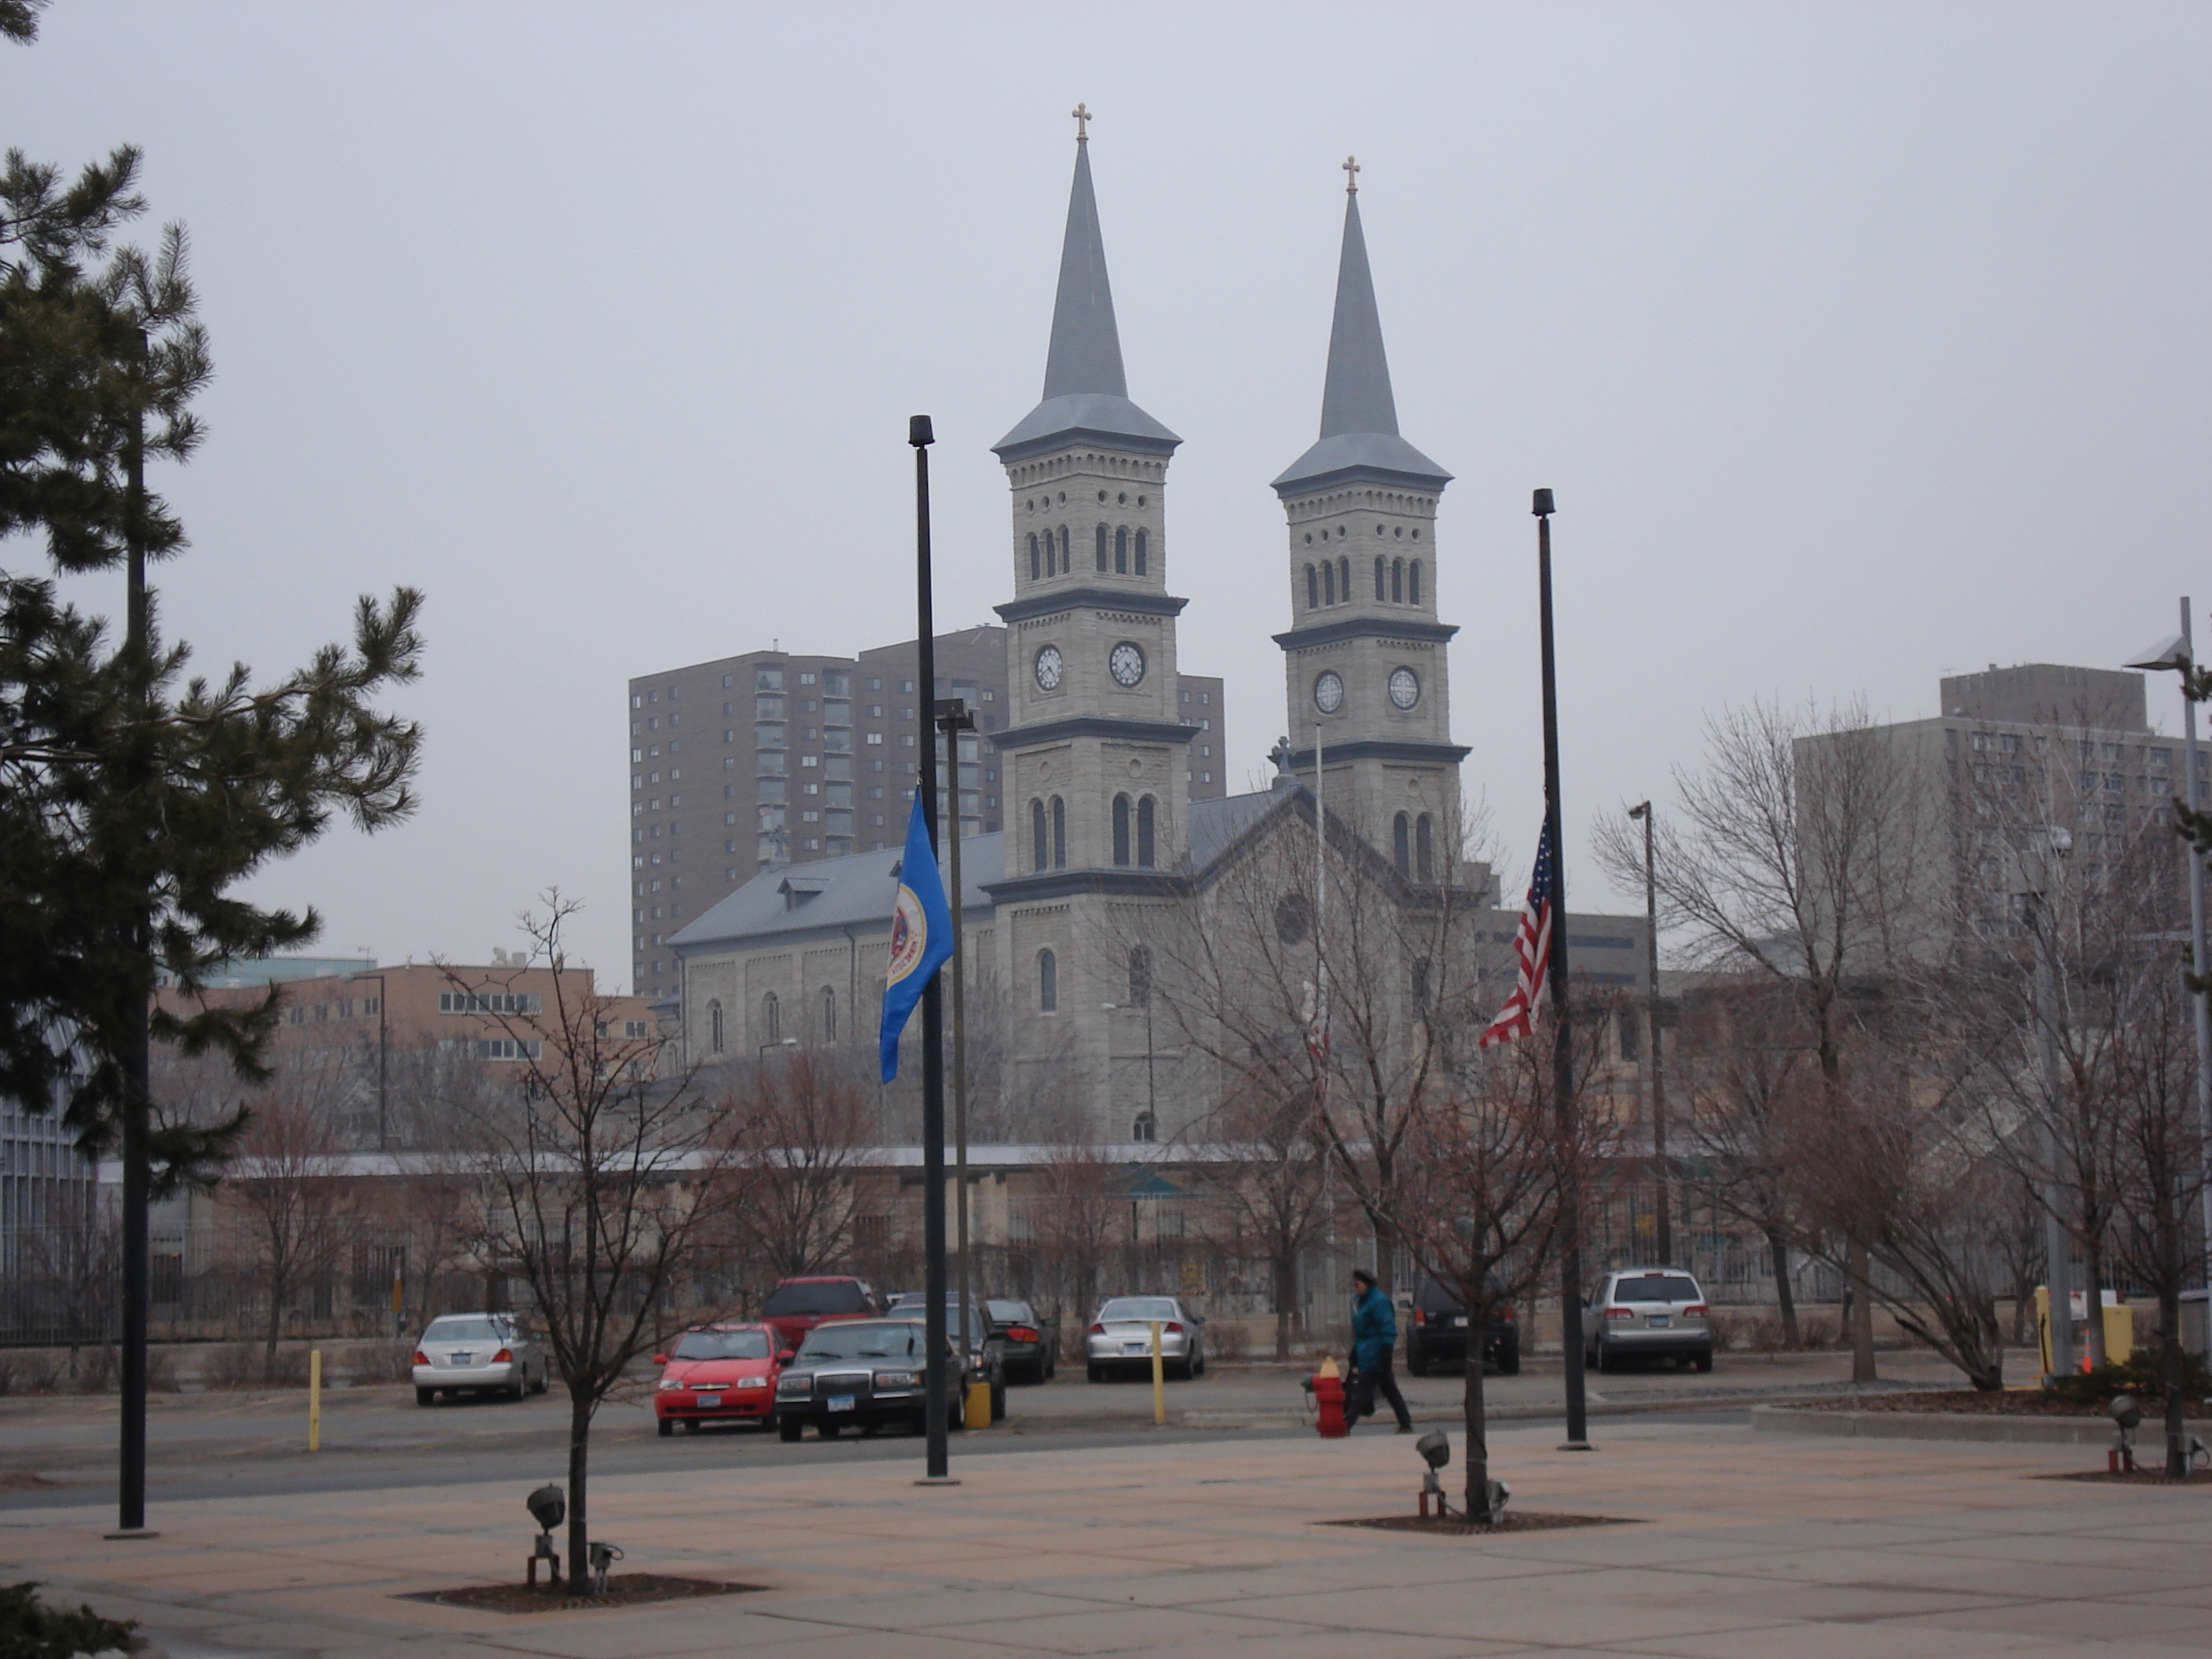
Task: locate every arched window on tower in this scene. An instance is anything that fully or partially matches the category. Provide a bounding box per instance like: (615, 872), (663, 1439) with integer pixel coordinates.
(760, 991), (780, 1046)
(1028, 533), (1041, 581)
(1031, 799), (1049, 874)
(1339, 557), (1350, 605)
(1132, 1111), (1157, 1143)
(1375, 556), (1386, 602)
(1416, 814), (1434, 882)
(1409, 560), (1422, 604)
(1051, 797), (1066, 868)
(1112, 793), (1132, 866)
(1133, 529), (1148, 575)
(1095, 524), (1109, 572)
(1393, 812), (1411, 878)
(1392, 558), (1404, 602)
(1115, 526), (1128, 573)
(709, 999), (724, 1053)
(1128, 944), (1152, 1005)
(1137, 796), (1155, 867)
(821, 986), (837, 1044)
(1306, 564), (1319, 610)
(1038, 949), (1058, 1013)
(1322, 561), (1335, 606)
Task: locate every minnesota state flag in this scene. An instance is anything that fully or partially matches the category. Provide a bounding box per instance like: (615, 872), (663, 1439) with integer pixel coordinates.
(878, 789), (954, 1083)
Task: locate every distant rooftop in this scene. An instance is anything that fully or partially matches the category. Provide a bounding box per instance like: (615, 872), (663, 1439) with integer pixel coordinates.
(1939, 663), (2147, 733)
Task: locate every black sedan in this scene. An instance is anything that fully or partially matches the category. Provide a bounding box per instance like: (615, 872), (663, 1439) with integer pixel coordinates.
(774, 1315), (999, 1441)
(983, 1298), (1057, 1383)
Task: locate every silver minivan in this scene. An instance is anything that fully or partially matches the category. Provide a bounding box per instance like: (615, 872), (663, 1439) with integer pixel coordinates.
(1581, 1268), (1712, 1373)
(412, 1312), (549, 1404)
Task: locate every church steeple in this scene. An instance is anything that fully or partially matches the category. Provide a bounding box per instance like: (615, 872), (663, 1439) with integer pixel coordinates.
(996, 125), (1179, 464)
(1273, 164), (1449, 495)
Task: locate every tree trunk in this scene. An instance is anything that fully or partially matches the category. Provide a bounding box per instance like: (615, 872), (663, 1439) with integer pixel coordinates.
(1847, 1238), (1877, 1382)
(1273, 1253), (1294, 1362)
(2079, 1227), (2109, 1370)
(1372, 1212), (1397, 1297)
(264, 1276), (284, 1383)
(1461, 1332), (1489, 1521)
(566, 1390), (592, 1591)
(1767, 1232), (1800, 1346)
(2161, 1291), (2188, 1478)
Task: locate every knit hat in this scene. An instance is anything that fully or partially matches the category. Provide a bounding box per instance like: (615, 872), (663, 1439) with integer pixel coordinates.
(1351, 1267), (1377, 1288)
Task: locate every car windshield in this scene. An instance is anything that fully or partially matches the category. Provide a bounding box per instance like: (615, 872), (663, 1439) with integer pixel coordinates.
(1613, 1274), (1701, 1304)
(423, 1317), (503, 1342)
(672, 1329), (771, 1361)
(986, 1301), (1032, 1324)
(797, 1322), (922, 1361)
(763, 1280), (870, 1317)
(1097, 1298), (1179, 1323)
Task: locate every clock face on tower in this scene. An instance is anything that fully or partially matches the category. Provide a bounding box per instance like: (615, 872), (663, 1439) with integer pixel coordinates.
(1313, 671), (1343, 714)
(1034, 644), (1064, 691)
(1108, 641), (1147, 688)
(1389, 666), (1422, 711)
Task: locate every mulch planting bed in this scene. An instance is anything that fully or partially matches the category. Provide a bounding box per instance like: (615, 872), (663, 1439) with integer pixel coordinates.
(399, 1575), (766, 1613)
(1796, 1391), (2176, 1418)
(1325, 1512), (1635, 1537)
(2036, 1468), (2212, 1487)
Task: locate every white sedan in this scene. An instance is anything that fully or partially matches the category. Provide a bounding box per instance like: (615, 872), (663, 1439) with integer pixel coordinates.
(1085, 1296), (1205, 1382)
(412, 1313), (549, 1404)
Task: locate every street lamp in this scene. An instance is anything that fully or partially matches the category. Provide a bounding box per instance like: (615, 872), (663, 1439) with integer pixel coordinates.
(2012, 824), (2077, 1381)
(757, 1036), (799, 1060)
(2126, 601), (2212, 1279)
(1624, 803), (1671, 1266)
(343, 971), (388, 1152)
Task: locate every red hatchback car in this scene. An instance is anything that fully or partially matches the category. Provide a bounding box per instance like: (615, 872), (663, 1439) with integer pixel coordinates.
(654, 1323), (786, 1435)
(759, 1276), (879, 1353)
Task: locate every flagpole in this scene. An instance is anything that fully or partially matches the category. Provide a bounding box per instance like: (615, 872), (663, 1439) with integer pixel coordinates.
(910, 416), (954, 1484)
(1535, 488), (1591, 1452)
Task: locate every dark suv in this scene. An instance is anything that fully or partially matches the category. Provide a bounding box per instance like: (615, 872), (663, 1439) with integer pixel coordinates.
(1404, 1275), (1520, 1376)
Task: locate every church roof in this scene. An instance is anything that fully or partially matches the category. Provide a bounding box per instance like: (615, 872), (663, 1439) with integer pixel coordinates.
(1273, 189), (1449, 496)
(995, 138), (1180, 463)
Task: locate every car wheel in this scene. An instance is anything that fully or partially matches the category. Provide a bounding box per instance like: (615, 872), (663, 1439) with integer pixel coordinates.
(1192, 1345), (1205, 1378)
(1595, 1344), (1614, 1375)
(415, 1386), (434, 1407)
(1498, 1338), (1521, 1377)
(991, 1379), (1006, 1423)
(1087, 1364), (1104, 1383)
(509, 1379), (527, 1401)
(1694, 1349), (1714, 1374)
(1170, 1356), (1193, 1382)
(779, 1419), (803, 1443)
(532, 1368), (550, 1395)
(1406, 1348), (1428, 1378)
(657, 1418), (673, 1437)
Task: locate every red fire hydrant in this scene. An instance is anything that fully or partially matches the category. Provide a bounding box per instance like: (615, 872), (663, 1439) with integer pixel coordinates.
(1308, 1357), (1349, 1438)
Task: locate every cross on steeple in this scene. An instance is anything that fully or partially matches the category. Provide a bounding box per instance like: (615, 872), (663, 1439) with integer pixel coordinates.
(1342, 155), (1360, 194)
(1072, 103), (1092, 142)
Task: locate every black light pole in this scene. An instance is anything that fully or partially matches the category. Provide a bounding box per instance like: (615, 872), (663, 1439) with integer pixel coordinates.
(910, 415), (954, 1484)
(1535, 488), (1591, 1452)
(1625, 802), (1671, 1265)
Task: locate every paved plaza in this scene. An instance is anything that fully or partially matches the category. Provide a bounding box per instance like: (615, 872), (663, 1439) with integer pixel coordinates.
(5, 1415), (2210, 1658)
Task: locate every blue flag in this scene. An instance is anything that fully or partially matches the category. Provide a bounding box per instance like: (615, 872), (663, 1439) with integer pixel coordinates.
(879, 789), (954, 1082)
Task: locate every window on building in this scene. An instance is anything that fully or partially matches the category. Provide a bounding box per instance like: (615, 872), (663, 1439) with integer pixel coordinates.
(1134, 529), (1148, 575)
(1112, 793), (1131, 866)
(1409, 560), (1422, 603)
(1322, 560), (1335, 606)
(1338, 556), (1350, 604)
(1137, 795), (1155, 867)
(821, 986), (837, 1045)
(1038, 949), (1057, 1013)
(1132, 1111), (1156, 1144)
(1031, 799), (1048, 873)
(1095, 524), (1109, 572)
(1052, 796), (1066, 868)
(709, 999), (724, 1053)
(1057, 526), (1069, 572)
(761, 991), (780, 1046)
(1375, 556), (1386, 601)
(1393, 557), (1404, 602)
(1416, 813), (1434, 882)
(1306, 564), (1318, 610)
(1115, 526), (1128, 573)
(1393, 812), (1411, 877)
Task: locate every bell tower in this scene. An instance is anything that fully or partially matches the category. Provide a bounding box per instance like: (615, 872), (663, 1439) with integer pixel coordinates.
(987, 113), (1193, 1140)
(1273, 161), (1468, 879)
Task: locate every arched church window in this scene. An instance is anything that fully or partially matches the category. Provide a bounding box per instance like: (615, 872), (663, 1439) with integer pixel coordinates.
(1338, 557), (1350, 605)
(1374, 557), (1386, 602)
(1095, 524), (1109, 572)
(1038, 949), (1058, 1013)
(1392, 558), (1404, 602)
(1393, 813), (1411, 877)
(1137, 796), (1155, 868)
(1051, 797), (1066, 869)
(1409, 560), (1422, 604)
(1115, 527), (1128, 574)
(709, 998), (724, 1053)
(761, 991), (780, 1046)
(1112, 793), (1131, 866)
(1031, 799), (1049, 874)
(1416, 814), (1434, 882)
(821, 986), (837, 1045)
(1028, 533), (1041, 581)
(1322, 562), (1335, 606)
(1306, 565), (1318, 610)
(1058, 526), (1071, 573)
(1132, 1111), (1156, 1144)
(1128, 945), (1152, 1005)
(1133, 529), (1148, 576)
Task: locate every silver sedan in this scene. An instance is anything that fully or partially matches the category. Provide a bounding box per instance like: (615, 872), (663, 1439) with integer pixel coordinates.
(412, 1313), (549, 1404)
(1085, 1295), (1205, 1382)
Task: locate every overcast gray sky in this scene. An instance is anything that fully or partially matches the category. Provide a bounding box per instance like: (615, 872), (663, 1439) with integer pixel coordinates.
(9, 2), (2207, 988)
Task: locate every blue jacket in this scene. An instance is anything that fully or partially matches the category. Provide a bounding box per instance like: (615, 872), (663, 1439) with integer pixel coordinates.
(1351, 1285), (1397, 1373)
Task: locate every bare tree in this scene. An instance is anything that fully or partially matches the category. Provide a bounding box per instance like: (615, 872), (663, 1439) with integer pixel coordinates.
(450, 895), (733, 1591)
(224, 1071), (354, 1379)
(1027, 1140), (1123, 1360)
(1186, 1076), (1334, 1360)
(720, 1048), (874, 1283)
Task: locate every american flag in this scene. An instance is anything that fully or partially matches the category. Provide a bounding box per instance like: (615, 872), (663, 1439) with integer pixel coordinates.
(1478, 822), (1555, 1049)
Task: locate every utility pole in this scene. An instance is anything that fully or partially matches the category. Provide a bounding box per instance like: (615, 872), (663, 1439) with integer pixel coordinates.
(1626, 802), (1672, 1265)
(935, 697), (977, 1404)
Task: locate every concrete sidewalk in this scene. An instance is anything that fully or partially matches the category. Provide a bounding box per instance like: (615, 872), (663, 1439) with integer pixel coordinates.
(6, 1418), (2210, 1657)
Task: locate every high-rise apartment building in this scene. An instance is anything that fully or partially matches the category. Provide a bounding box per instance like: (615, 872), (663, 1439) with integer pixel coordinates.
(628, 627), (1222, 999)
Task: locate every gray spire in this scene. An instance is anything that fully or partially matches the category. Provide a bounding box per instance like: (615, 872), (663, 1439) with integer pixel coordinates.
(995, 135), (1178, 463)
(1273, 184), (1448, 496)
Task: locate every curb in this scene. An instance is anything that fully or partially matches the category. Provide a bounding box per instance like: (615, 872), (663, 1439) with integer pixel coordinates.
(1750, 1404), (2212, 1446)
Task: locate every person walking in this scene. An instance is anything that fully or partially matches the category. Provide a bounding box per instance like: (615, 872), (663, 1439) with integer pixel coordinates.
(1346, 1267), (1412, 1433)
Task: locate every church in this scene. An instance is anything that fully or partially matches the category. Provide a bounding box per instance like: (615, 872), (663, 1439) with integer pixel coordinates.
(668, 124), (1649, 1142)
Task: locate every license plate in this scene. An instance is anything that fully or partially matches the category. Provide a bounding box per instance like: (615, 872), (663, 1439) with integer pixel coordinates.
(1646, 1316), (1671, 1328)
(827, 1394), (855, 1412)
(449, 1353), (473, 1365)
(695, 1394), (720, 1408)
(1124, 1342), (1148, 1354)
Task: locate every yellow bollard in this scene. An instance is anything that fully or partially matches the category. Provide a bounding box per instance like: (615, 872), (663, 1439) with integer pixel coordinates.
(307, 1349), (321, 1452)
(965, 1376), (994, 1429)
(1150, 1321), (1166, 1426)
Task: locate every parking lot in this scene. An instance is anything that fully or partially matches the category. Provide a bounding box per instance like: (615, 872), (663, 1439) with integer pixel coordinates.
(0, 1345), (1983, 1512)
